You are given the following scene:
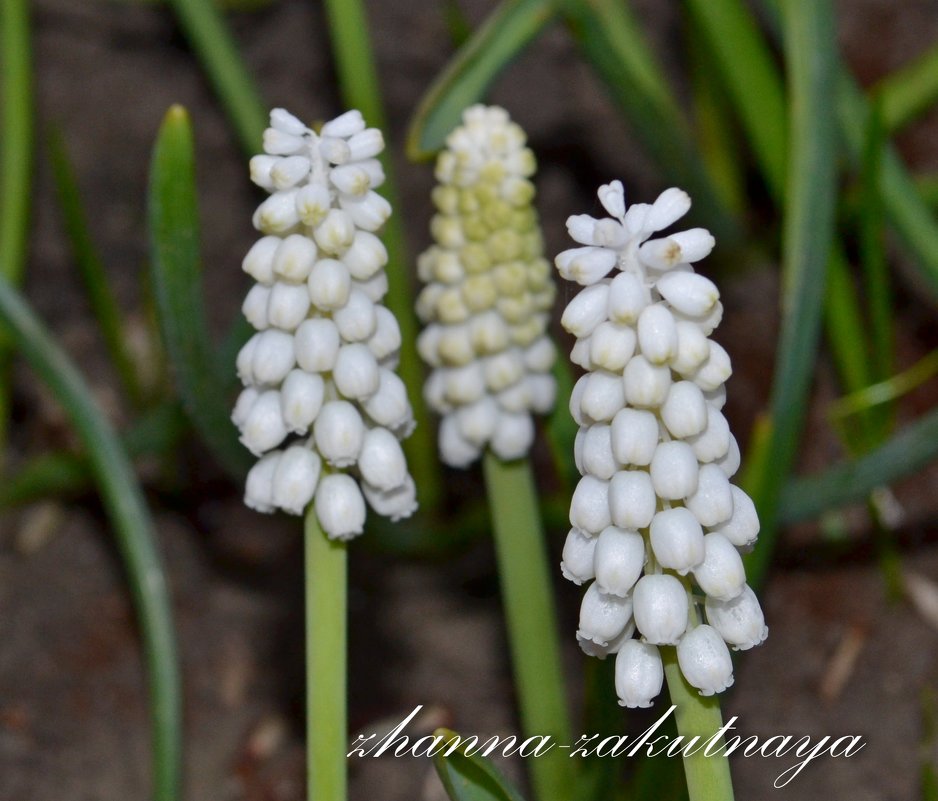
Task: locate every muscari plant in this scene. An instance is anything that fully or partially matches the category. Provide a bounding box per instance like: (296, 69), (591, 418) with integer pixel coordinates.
(3, 0), (938, 800)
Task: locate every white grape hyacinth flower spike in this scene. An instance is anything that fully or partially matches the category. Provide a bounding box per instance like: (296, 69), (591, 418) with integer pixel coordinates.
(416, 105), (557, 467)
(556, 182), (767, 708)
(234, 108), (418, 540)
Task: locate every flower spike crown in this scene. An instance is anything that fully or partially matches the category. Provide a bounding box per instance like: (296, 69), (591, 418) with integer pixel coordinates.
(556, 182), (767, 706)
(417, 105), (557, 467)
(233, 108), (417, 540)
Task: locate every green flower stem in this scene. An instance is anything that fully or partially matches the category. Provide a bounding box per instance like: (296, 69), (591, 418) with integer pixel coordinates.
(482, 452), (574, 801)
(0, 0), (33, 458)
(662, 647), (735, 801)
(305, 507), (348, 801)
(321, 0), (439, 509)
(0, 275), (180, 801)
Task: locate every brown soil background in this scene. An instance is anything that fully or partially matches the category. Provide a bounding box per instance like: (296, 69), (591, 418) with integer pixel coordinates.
(2, 1), (938, 799)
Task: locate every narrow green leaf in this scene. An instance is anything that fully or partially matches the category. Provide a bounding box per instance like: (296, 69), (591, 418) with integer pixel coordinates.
(148, 105), (250, 479)
(563, 0), (737, 241)
(406, 0), (557, 160)
(0, 275), (181, 801)
(322, 0), (442, 507)
(0, 0), (34, 455)
(432, 727), (527, 801)
(744, 0), (838, 589)
(829, 349), (938, 423)
(166, 0), (267, 154)
(874, 42), (938, 133)
(48, 127), (147, 408)
(779, 404), (938, 523)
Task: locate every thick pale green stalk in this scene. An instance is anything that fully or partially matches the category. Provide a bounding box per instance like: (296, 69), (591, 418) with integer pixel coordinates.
(662, 644), (734, 801)
(305, 508), (347, 801)
(166, 0), (266, 153)
(0, 0), (33, 457)
(0, 276), (180, 801)
(482, 453), (573, 801)
(321, 0), (439, 508)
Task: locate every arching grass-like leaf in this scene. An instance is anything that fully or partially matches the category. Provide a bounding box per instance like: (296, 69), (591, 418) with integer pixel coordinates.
(0, 275), (181, 801)
(432, 727), (527, 801)
(148, 105), (250, 479)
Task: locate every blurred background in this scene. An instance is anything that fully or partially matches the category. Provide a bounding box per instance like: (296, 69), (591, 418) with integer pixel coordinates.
(1, 0), (937, 799)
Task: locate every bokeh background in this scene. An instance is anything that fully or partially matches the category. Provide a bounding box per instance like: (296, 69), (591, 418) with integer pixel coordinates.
(1, 0), (937, 799)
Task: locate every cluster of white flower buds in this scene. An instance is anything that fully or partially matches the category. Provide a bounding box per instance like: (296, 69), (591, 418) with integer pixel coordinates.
(416, 105), (557, 466)
(233, 108), (417, 539)
(557, 182), (767, 706)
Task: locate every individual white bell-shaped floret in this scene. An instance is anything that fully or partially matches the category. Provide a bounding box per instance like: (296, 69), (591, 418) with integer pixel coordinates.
(491, 412), (535, 461)
(308, 257), (352, 310)
(688, 405), (731, 463)
(232, 387), (260, 429)
(581, 424), (618, 480)
(240, 390), (288, 455)
(363, 369), (412, 431)
(577, 621), (635, 659)
(705, 384), (727, 411)
(655, 271), (719, 317)
(344, 231), (388, 281)
(705, 585), (768, 650)
(636, 303), (678, 365)
(273, 234), (317, 281)
(272, 445), (321, 514)
(715, 434), (741, 478)
(577, 581), (634, 647)
(644, 187), (691, 231)
(649, 507), (705, 575)
(280, 369), (325, 433)
(639, 228), (715, 271)
(444, 362), (486, 405)
(615, 640), (663, 709)
(677, 624), (734, 696)
(362, 474), (417, 521)
(347, 128), (384, 161)
(269, 107), (307, 136)
(611, 408), (659, 466)
(437, 324), (474, 366)
(623, 355), (671, 408)
(598, 180), (626, 218)
(295, 183), (332, 227)
(483, 349), (525, 392)
(607, 272), (650, 324)
(608, 470), (656, 530)
(660, 380), (708, 439)
(333, 344), (380, 400)
(333, 288), (377, 342)
(693, 532), (746, 601)
(244, 451), (281, 512)
(570, 475), (612, 535)
(692, 341), (732, 391)
(249, 154), (278, 191)
(561, 527), (597, 585)
(594, 526), (645, 597)
(358, 427), (407, 491)
(672, 321), (711, 375)
(555, 245), (617, 285)
(270, 155), (311, 190)
(368, 306), (402, 361)
(236, 333), (259, 385)
(650, 441), (699, 500)
(313, 208), (356, 255)
(581, 370), (627, 422)
(455, 396), (499, 445)
(294, 317), (341, 374)
(313, 400), (365, 467)
(589, 321), (636, 372)
(678, 300), (724, 337)
(340, 191), (391, 231)
(439, 414), (482, 467)
(526, 374), (556, 414)
(268, 281), (311, 330)
(242, 284), (271, 330)
(251, 329), (296, 386)
(320, 109), (365, 138)
(253, 190), (300, 233)
(710, 485), (760, 547)
(242, 236), (281, 284)
(685, 464), (734, 527)
(315, 473), (366, 540)
(561, 282), (610, 338)
(632, 573), (689, 645)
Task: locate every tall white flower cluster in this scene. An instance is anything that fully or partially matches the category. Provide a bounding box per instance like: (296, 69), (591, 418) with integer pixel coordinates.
(556, 182), (767, 707)
(416, 105), (557, 467)
(233, 108), (417, 540)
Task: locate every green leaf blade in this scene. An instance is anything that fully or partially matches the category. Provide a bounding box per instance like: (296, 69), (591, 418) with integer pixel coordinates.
(432, 728), (527, 801)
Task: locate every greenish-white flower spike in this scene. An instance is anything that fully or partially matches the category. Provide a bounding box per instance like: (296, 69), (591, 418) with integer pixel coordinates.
(417, 105), (557, 467)
(556, 182), (767, 707)
(234, 108), (417, 539)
